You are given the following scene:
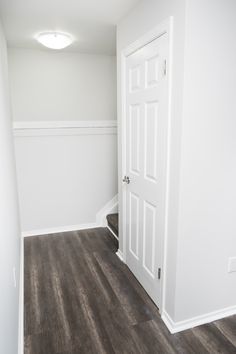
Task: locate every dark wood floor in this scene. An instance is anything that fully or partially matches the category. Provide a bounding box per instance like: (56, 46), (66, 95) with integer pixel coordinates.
(24, 228), (236, 354)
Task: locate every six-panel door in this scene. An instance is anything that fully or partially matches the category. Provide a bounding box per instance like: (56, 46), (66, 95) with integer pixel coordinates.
(125, 34), (168, 308)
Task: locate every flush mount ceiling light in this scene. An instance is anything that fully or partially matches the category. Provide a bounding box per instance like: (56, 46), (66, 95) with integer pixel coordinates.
(36, 32), (73, 50)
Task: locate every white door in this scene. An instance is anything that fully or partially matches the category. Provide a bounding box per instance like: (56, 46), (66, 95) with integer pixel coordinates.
(124, 34), (168, 308)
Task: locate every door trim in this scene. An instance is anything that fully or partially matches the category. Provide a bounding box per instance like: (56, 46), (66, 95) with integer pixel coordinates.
(118, 17), (173, 315)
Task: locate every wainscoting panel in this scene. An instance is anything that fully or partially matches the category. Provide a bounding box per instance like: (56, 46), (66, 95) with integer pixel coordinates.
(14, 121), (118, 234)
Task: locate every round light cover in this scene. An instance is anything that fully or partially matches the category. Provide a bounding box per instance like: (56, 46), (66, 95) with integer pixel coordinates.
(37, 32), (73, 49)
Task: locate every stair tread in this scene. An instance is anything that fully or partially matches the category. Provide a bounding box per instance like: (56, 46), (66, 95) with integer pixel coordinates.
(106, 213), (118, 236)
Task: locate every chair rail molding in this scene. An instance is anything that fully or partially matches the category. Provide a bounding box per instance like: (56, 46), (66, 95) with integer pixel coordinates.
(13, 120), (117, 137)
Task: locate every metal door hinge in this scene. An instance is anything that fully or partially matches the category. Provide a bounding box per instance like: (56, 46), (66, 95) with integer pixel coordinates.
(163, 59), (167, 76)
(158, 268), (161, 279)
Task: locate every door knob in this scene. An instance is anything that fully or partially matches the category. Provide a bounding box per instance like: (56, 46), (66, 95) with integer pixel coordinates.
(123, 176), (130, 184)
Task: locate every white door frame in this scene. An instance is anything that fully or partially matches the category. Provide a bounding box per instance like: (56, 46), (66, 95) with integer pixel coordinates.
(118, 17), (173, 315)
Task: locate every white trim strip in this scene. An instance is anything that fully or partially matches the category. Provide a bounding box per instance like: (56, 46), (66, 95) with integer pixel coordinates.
(123, 18), (171, 57)
(107, 225), (119, 241)
(13, 120), (117, 137)
(21, 195), (119, 237)
(22, 223), (99, 237)
(13, 120), (117, 130)
(162, 306), (236, 334)
(18, 236), (24, 354)
(116, 249), (124, 262)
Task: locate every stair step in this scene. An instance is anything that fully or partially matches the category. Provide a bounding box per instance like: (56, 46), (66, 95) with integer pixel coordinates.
(106, 213), (118, 237)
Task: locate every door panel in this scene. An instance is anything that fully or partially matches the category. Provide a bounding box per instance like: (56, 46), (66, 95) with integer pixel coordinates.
(125, 34), (168, 308)
(129, 192), (140, 260)
(144, 101), (158, 182)
(129, 65), (142, 92)
(129, 104), (141, 175)
(145, 55), (159, 87)
(143, 200), (156, 278)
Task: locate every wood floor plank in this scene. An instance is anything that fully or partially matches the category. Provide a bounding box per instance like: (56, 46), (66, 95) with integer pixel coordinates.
(25, 332), (55, 354)
(131, 320), (177, 354)
(94, 250), (156, 326)
(144, 314), (210, 354)
(54, 233), (116, 354)
(192, 322), (236, 354)
(35, 236), (69, 335)
(24, 227), (236, 354)
(214, 315), (236, 347)
(60, 234), (144, 354)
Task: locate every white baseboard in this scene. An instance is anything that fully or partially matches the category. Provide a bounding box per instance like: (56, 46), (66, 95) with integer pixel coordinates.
(107, 225), (119, 241)
(116, 249), (124, 262)
(22, 195), (118, 237)
(22, 222), (99, 237)
(18, 236), (24, 354)
(162, 305), (236, 334)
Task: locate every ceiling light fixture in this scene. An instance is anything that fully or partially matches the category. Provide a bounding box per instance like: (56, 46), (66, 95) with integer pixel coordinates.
(36, 32), (73, 50)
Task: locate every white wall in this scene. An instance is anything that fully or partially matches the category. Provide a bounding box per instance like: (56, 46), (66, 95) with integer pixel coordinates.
(0, 23), (21, 354)
(14, 130), (117, 233)
(117, 0), (186, 319)
(8, 49), (118, 234)
(175, 0), (236, 322)
(117, 0), (236, 329)
(8, 49), (116, 122)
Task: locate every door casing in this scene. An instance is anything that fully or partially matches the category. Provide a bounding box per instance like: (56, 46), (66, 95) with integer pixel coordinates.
(118, 17), (173, 315)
